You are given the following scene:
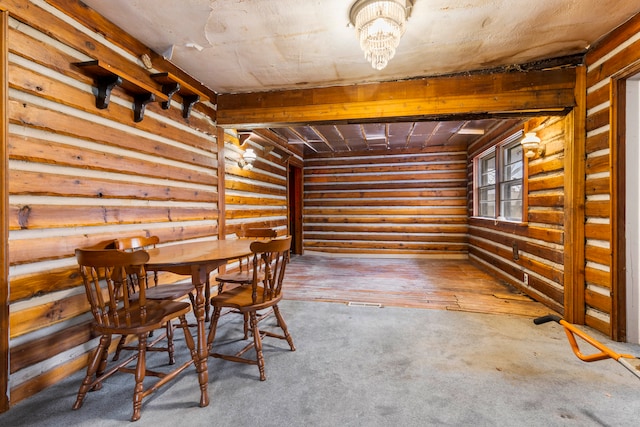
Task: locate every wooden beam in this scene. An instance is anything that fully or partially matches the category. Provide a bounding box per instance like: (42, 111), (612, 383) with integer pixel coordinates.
(217, 128), (226, 240)
(1, 7), (8, 413)
(611, 77), (625, 341)
(217, 68), (577, 127)
(563, 65), (587, 324)
(248, 129), (298, 158)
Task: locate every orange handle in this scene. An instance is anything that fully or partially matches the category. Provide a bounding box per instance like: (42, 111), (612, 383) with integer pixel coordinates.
(534, 315), (635, 362)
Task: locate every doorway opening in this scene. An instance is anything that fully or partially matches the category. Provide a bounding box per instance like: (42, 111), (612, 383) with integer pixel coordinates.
(288, 164), (303, 255)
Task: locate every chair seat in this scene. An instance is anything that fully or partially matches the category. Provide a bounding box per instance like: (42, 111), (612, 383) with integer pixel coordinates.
(214, 271), (265, 285)
(93, 300), (192, 335)
(114, 235), (197, 364)
(145, 283), (195, 301)
(211, 285), (282, 312)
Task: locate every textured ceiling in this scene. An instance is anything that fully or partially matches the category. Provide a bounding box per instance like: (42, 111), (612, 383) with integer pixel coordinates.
(79, 0), (640, 94)
(76, 0), (640, 155)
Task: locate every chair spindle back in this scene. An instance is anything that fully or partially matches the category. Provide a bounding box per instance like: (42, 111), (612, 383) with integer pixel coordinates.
(249, 236), (292, 303)
(75, 248), (150, 328)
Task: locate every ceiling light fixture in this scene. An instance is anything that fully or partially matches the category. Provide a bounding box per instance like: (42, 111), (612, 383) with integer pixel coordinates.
(349, 0), (413, 70)
(457, 128), (485, 135)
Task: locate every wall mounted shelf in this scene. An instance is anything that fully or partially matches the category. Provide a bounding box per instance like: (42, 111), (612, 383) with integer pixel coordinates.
(74, 60), (168, 122)
(151, 72), (210, 119)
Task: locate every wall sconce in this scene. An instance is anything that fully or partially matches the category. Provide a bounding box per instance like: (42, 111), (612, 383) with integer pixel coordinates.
(521, 132), (544, 159)
(238, 148), (257, 170)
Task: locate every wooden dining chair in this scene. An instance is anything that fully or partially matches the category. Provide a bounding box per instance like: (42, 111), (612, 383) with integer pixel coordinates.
(74, 248), (198, 422)
(214, 227), (278, 337)
(112, 235), (196, 364)
(214, 227), (278, 293)
(207, 236), (295, 381)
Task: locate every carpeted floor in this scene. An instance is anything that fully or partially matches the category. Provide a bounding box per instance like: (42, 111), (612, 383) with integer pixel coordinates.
(1, 299), (640, 426)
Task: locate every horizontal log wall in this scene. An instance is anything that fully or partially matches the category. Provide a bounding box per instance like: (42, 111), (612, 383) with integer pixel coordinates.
(467, 117), (567, 315)
(222, 130), (289, 237)
(5, 0), (218, 404)
(584, 13), (640, 336)
(303, 147), (469, 256)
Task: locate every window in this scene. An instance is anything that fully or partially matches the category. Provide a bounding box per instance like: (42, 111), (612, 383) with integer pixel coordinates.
(474, 131), (524, 222)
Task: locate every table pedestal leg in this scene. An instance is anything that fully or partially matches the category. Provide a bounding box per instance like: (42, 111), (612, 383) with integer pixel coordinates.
(192, 268), (209, 407)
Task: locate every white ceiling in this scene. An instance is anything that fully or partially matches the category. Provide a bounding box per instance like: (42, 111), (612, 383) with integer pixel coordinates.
(79, 0), (640, 95)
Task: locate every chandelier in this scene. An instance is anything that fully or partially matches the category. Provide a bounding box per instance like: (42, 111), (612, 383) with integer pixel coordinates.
(349, 0), (413, 70)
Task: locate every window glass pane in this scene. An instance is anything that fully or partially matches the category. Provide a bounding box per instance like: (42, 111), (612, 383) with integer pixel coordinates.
(500, 181), (522, 221)
(503, 144), (523, 180)
(479, 200), (496, 218)
(501, 200), (523, 222)
(504, 144), (523, 165)
(504, 163), (522, 181)
(480, 187), (496, 202)
(480, 156), (495, 186)
(478, 187), (496, 218)
(501, 181), (522, 199)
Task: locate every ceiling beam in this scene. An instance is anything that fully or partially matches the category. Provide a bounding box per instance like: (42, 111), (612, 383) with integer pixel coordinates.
(403, 122), (417, 149)
(216, 67), (577, 127)
(333, 125), (351, 152)
(309, 126), (335, 152)
(286, 127), (318, 153)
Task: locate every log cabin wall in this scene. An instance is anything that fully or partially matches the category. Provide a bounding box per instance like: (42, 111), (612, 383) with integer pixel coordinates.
(4, 0), (219, 404)
(222, 129), (290, 237)
(467, 117), (568, 315)
(584, 13), (640, 337)
(303, 147), (469, 256)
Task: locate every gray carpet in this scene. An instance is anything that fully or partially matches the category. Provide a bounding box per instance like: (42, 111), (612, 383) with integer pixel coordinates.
(2, 300), (640, 426)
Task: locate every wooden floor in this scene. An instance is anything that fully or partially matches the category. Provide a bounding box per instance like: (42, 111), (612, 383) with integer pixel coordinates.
(284, 255), (553, 318)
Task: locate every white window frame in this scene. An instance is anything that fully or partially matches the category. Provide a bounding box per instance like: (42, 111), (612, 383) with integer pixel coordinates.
(473, 131), (525, 222)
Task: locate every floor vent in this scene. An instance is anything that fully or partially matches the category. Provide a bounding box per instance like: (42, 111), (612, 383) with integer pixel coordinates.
(347, 301), (383, 308)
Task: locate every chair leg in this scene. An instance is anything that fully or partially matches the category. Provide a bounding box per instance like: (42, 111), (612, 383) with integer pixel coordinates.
(205, 279), (211, 322)
(93, 335), (112, 390)
(177, 315), (198, 363)
(113, 335), (127, 361)
(249, 311), (266, 381)
(131, 333), (148, 422)
(165, 321), (175, 365)
(272, 305), (296, 351)
(206, 307), (222, 352)
(243, 313), (250, 339)
(73, 335), (110, 410)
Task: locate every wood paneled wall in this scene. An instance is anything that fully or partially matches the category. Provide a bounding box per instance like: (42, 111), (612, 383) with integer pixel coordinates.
(467, 117), (568, 315)
(585, 13), (640, 337)
(1, 6), (10, 413)
(5, 0), (218, 404)
(303, 147), (469, 256)
(222, 130), (289, 237)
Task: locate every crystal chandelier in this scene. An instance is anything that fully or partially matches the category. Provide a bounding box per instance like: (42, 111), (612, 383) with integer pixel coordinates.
(349, 0), (413, 70)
